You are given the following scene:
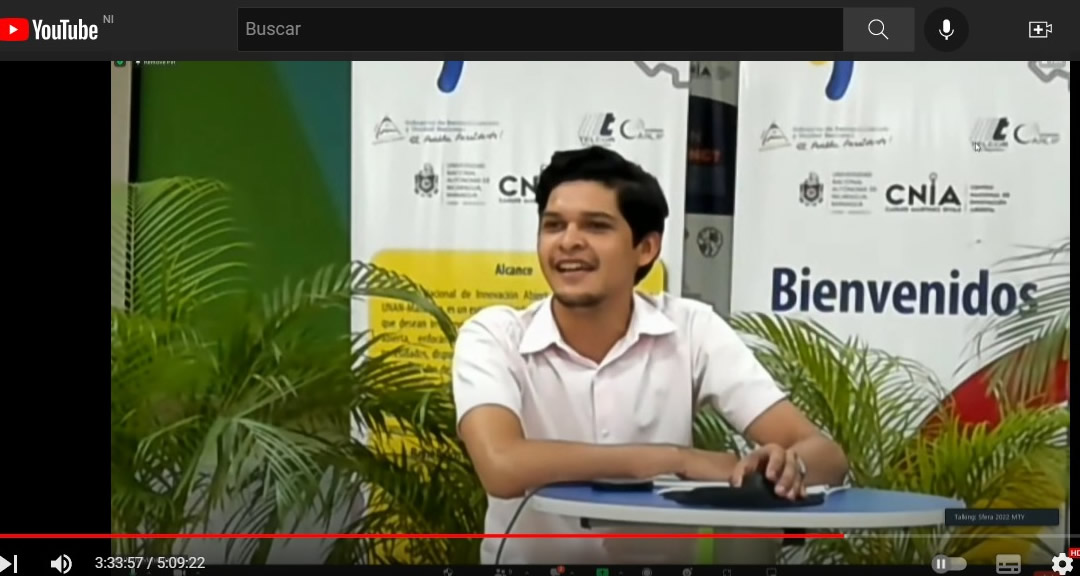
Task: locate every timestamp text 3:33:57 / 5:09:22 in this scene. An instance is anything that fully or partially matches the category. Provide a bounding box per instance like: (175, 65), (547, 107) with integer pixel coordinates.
(94, 556), (208, 570)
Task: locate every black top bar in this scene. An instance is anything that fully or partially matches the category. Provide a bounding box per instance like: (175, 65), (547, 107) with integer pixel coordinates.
(236, 8), (844, 52)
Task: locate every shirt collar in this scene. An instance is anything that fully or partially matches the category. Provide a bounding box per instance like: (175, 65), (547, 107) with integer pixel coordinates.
(518, 291), (677, 355)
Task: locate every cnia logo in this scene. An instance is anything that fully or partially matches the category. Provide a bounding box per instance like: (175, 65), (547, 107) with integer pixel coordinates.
(771, 267), (1038, 316)
(810, 61), (854, 101)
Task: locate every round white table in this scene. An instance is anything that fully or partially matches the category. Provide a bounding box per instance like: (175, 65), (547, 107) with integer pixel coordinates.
(530, 483), (965, 564)
(532, 484), (964, 529)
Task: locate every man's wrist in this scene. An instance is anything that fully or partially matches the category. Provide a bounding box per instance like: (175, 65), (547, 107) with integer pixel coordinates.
(711, 450), (740, 471)
(790, 436), (849, 485)
(632, 444), (688, 478)
(666, 445), (692, 477)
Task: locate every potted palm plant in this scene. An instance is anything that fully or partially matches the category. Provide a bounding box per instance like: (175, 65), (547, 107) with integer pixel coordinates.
(693, 238), (1070, 565)
(110, 177), (485, 564)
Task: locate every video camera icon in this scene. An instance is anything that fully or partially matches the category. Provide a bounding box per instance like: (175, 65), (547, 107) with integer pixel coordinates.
(1028, 21), (1052, 38)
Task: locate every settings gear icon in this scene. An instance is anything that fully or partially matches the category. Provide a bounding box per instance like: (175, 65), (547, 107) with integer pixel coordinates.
(1051, 552), (1074, 575)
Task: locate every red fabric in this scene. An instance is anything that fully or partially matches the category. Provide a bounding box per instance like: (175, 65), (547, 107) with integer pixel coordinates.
(919, 343), (1068, 437)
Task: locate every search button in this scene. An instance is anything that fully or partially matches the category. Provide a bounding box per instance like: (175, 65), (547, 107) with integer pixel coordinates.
(868, 18), (889, 40)
(842, 7), (914, 51)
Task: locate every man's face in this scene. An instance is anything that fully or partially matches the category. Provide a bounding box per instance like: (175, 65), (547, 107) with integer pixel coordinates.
(537, 180), (659, 308)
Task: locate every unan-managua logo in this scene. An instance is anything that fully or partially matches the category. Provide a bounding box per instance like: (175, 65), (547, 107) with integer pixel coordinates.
(799, 172), (825, 206)
(414, 164), (439, 198)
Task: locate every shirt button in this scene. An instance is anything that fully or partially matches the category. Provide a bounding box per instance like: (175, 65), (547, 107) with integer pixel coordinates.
(601, 429), (610, 437)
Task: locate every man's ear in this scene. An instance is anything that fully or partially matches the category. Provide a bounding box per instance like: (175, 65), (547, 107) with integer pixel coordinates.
(635, 231), (662, 267)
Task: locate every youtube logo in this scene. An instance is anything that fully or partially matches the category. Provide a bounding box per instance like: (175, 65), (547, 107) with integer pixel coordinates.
(0, 17), (29, 41)
(0, 17), (100, 41)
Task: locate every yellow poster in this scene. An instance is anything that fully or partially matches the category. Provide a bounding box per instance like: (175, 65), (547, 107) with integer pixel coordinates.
(370, 250), (667, 368)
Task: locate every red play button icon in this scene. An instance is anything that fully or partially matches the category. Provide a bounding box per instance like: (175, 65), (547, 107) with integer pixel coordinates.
(0, 17), (30, 41)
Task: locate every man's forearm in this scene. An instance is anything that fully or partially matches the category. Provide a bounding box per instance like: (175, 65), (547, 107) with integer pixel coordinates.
(700, 450), (739, 471)
(483, 440), (685, 499)
(791, 435), (849, 486)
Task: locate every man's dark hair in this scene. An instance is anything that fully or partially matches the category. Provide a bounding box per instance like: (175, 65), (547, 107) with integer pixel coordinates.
(535, 146), (669, 284)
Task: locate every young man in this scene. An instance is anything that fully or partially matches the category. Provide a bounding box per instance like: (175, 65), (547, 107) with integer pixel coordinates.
(452, 146), (849, 564)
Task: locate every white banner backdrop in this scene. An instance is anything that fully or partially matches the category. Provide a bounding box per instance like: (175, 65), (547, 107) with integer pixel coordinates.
(731, 61), (1070, 560)
(351, 60), (689, 371)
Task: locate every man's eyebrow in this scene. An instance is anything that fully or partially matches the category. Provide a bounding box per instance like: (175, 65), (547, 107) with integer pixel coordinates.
(540, 210), (618, 221)
(581, 211), (617, 220)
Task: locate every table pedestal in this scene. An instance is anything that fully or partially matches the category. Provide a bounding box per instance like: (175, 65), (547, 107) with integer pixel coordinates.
(710, 528), (782, 564)
(580, 518), (781, 564)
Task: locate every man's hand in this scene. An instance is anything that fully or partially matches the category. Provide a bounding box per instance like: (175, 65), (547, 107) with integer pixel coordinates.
(676, 449), (738, 481)
(731, 444), (806, 500)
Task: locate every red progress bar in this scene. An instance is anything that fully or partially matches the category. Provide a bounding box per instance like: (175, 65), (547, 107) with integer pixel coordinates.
(0, 533), (844, 539)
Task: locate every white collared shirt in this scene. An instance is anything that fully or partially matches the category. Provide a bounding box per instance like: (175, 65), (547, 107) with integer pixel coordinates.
(452, 292), (786, 564)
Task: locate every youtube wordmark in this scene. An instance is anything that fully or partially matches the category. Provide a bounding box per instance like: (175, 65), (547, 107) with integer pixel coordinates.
(32, 18), (100, 40)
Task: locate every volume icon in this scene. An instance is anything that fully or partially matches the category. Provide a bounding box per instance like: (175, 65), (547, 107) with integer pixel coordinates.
(50, 555), (71, 574)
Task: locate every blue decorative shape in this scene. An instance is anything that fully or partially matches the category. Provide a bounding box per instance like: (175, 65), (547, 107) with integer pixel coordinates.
(825, 61), (854, 101)
(438, 61), (465, 93)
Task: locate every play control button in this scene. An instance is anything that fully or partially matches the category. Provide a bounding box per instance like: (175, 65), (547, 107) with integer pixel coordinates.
(8, 25), (15, 35)
(0, 554), (16, 573)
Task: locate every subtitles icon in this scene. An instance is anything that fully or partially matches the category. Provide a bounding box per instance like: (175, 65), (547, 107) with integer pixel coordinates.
(997, 554), (1022, 574)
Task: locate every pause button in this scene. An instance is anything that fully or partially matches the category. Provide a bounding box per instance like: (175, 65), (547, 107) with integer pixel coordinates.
(931, 554), (967, 573)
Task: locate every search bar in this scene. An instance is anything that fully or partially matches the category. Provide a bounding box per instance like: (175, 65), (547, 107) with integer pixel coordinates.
(237, 8), (844, 52)
(842, 7), (916, 52)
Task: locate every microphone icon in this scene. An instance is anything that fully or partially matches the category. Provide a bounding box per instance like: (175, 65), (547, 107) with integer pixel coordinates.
(939, 18), (954, 39)
(926, 8), (966, 50)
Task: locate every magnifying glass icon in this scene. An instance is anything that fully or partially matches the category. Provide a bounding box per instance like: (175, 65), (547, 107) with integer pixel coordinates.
(868, 18), (889, 39)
